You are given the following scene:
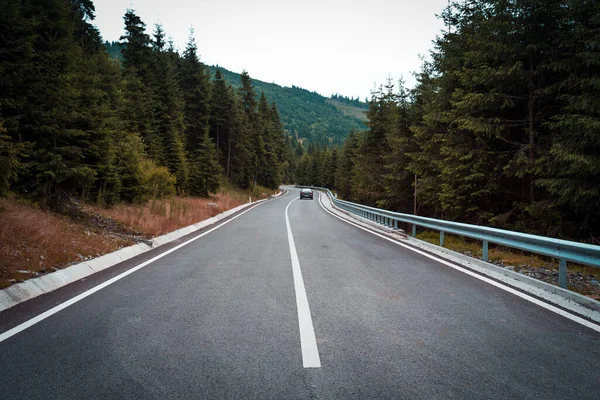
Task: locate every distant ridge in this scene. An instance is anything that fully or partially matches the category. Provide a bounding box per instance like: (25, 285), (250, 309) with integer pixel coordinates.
(208, 66), (366, 146)
(102, 41), (366, 146)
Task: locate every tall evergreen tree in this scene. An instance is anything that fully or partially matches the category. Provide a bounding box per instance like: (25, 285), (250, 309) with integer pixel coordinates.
(538, 0), (600, 237)
(119, 10), (161, 161)
(180, 30), (218, 196)
(238, 70), (264, 189)
(150, 23), (189, 193)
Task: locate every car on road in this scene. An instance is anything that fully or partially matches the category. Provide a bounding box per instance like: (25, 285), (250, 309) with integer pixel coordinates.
(300, 188), (313, 200)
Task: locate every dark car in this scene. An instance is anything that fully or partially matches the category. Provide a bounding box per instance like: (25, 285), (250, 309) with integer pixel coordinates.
(300, 188), (313, 200)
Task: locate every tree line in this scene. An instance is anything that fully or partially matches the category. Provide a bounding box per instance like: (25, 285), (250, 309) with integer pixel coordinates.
(297, 0), (600, 241)
(0, 0), (293, 209)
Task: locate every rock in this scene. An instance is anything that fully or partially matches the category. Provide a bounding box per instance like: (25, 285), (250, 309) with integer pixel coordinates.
(208, 203), (218, 208)
(39, 255), (45, 261)
(16, 270), (32, 274)
(591, 280), (600, 287)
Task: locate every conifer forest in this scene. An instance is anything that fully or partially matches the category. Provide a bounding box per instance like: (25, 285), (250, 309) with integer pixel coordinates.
(1, 0), (599, 242)
(297, 0), (600, 242)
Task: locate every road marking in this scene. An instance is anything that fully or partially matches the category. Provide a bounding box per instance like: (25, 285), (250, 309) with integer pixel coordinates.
(317, 192), (600, 334)
(285, 197), (321, 368)
(0, 193), (288, 344)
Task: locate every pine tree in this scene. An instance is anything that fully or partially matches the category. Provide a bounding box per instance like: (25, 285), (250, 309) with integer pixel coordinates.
(120, 10), (153, 80)
(335, 132), (358, 199)
(257, 92), (281, 189)
(406, 61), (446, 218)
(324, 147), (338, 189)
(538, 0), (600, 237)
(209, 69), (230, 165)
(180, 30), (218, 196)
(352, 79), (396, 206)
(380, 78), (415, 212)
(119, 10), (161, 162)
(13, 0), (98, 206)
(238, 71), (263, 189)
(150, 23), (189, 193)
(210, 69), (252, 188)
(191, 129), (222, 197)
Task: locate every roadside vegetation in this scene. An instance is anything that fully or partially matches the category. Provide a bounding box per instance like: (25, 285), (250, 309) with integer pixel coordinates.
(85, 184), (274, 237)
(0, 185), (273, 289)
(296, 0), (600, 245)
(415, 230), (600, 299)
(0, 1), (288, 288)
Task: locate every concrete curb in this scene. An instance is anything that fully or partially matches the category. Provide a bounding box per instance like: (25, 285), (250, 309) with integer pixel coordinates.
(318, 190), (600, 324)
(0, 191), (284, 313)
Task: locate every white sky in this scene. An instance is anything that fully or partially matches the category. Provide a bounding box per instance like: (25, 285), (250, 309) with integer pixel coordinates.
(93, 0), (448, 100)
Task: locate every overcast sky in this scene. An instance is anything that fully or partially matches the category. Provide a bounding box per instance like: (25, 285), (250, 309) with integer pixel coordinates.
(93, 0), (448, 100)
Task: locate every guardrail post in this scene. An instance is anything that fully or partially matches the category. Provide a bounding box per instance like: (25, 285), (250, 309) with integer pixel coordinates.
(559, 259), (567, 289)
(440, 231), (445, 247)
(394, 219), (398, 229)
(482, 240), (489, 262)
(412, 224), (416, 237)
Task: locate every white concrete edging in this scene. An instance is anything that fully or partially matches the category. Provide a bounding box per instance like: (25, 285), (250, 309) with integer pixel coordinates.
(0, 191), (283, 313)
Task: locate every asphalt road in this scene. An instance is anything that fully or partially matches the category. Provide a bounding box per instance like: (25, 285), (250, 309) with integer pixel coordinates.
(1, 187), (599, 399)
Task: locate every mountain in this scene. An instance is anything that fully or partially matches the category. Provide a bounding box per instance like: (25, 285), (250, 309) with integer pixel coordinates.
(103, 42), (366, 146)
(208, 66), (367, 146)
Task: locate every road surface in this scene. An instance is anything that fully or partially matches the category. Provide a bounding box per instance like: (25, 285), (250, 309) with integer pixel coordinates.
(1, 187), (599, 399)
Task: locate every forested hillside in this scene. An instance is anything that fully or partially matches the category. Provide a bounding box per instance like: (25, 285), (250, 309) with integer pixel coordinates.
(103, 42), (366, 146)
(209, 67), (366, 146)
(0, 0), (292, 209)
(297, 0), (600, 242)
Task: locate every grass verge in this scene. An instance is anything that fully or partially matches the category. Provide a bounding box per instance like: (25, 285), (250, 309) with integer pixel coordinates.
(415, 229), (600, 298)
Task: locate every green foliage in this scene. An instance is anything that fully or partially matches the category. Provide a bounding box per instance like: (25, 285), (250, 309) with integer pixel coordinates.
(328, 0), (600, 241)
(140, 158), (176, 199)
(209, 66), (366, 146)
(0, 2), (292, 210)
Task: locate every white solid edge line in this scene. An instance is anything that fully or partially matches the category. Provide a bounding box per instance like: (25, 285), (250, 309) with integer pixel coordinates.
(317, 192), (600, 334)
(285, 197), (321, 368)
(0, 192), (288, 344)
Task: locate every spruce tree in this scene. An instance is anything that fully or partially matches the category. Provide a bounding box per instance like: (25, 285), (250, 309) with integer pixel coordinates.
(191, 129), (223, 197)
(538, 0), (600, 237)
(180, 30), (217, 196)
(238, 71), (263, 189)
(150, 23), (189, 193)
(335, 132), (358, 200)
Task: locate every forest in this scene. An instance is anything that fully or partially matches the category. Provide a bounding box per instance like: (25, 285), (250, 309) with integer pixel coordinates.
(0, 0), (293, 210)
(102, 42), (366, 147)
(296, 0), (600, 242)
(2, 0), (598, 243)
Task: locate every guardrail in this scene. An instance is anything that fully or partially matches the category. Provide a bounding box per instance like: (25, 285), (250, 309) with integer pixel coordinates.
(297, 185), (600, 289)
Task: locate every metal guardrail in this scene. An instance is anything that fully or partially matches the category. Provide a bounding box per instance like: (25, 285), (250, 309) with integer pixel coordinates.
(297, 185), (600, 289)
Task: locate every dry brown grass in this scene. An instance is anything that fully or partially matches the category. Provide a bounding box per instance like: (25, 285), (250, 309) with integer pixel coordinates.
(0, 186), (277, 289)
(85, 194), (241, 237)
(0, 198), (130, 289)
(86, 185), (276, 237)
